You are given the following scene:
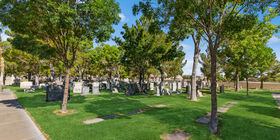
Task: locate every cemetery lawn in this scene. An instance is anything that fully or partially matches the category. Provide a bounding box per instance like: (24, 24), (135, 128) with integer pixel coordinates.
(6, 86), (280, 140)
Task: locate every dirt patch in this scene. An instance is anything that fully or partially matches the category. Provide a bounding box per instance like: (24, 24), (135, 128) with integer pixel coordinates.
(161, 130), (191, 140)
(54, 110), (76, 115)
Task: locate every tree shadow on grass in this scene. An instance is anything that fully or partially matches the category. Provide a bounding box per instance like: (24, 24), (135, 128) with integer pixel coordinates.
(239, 104), (280, 119)
(219, 113), (280, 140)
(84, 97), (149, 117)
(141, 106), (211, 139)
(15, 93), (86, 108)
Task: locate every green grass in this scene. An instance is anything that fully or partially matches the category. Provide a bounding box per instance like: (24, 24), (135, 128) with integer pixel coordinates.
(5, 86), (280, 140)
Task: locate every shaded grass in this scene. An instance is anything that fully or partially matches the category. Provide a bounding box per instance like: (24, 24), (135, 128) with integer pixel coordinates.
(5, 86), (280, 140)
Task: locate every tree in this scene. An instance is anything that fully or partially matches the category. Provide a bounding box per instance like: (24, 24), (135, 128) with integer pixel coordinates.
(269, 60), (280, 82)
(116, 16), (162, 92)
(1, 0), (120, 113)
(133, 0), (273, 133)
(0, 25), (6, 91)
(220, 9), (278, 91)
(7, 32), (55, 85)
(256, 46), (276, 89)
(91, 44), (121, 89)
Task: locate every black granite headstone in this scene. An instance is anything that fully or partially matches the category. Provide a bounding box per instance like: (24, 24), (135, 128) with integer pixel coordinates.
(126, 83), (141, 95)
(46, 85), (70, 102)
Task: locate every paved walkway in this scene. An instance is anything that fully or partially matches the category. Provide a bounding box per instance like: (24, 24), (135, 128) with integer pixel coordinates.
(272, 92), (280, 110)
(0, 89), (46, 140)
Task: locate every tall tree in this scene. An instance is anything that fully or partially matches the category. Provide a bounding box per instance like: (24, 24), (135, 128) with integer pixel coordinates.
(116, 16), (161, 92)
(134, 0), (272, 133)
(91, 44), (121, 90)
(0, 0), (120, 113)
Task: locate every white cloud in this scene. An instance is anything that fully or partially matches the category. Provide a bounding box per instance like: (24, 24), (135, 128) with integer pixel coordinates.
(269, 36), (280, 44)
(182, 60), (202, 76)
(181, 44), (191, 50)
(119, 13), (127, 22)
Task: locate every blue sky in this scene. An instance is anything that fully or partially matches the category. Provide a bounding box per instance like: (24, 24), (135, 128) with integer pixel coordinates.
(2, 0), (279, 76)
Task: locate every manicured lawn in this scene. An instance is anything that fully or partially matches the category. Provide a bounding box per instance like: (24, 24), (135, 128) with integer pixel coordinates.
(5, 86), (280, 140)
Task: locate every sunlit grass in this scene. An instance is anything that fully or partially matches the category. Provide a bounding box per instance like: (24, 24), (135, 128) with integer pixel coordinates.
(6, 86), (280, 140)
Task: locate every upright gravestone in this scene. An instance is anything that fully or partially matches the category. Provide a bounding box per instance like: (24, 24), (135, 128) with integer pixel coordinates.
(92, 82), (100, 95)
(81, 86), (90, 95)
(220, 85), (224, 94)
(150, 82), (154, 90)
(20, 82), (33, 89)
(5, 76), (15, 86)
(46, 85), (70, 102)
(177, 82), (182, 90)
(172, 82), (177, 92)
(156, 86), (160, 96)
(73, 82), (83, 93)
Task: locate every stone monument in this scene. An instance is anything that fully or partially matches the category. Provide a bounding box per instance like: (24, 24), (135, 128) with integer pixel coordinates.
(92, 82), (100, 95)
(46, 85), (70, 102)
(81, 86), (90, 95)
(20, 82), (33, 89)
(73, 82), (83, 93)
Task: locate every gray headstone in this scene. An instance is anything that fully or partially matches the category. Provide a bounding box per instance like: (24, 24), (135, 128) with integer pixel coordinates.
(150, 82), (154, 90)
(5, 76), (15, 86)
(92, 82), (100, 95)
(177, 82), (182, 90)
(20, 82), (33, 89)
(73, 82), (83, 93)
(81, 86), (90, 95)
(156, 86), (160, 96)
(172, 82), (177, 92)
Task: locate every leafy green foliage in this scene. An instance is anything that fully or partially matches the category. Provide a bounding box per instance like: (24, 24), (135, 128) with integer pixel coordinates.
(91, 44), (121, 78)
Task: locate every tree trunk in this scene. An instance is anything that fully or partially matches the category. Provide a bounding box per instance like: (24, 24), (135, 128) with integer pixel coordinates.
(27, 72), (31, 81)
(139, 70), (144, 93)
(260, 73), (264, 89)
(108, 72), (112, 91)
(160, 71), (164, 95)
(0, 46), (4, 92)
(235, 67), (239, 92)
(209, 44), (218, 134)
(61, 66), (70, 113)
(246, 77), (249, 96)
(190, 45), (199, 101)
(35, 62), (39, 86)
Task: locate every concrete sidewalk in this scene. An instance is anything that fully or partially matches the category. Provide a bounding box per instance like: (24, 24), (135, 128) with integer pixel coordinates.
(0, 89), (46, 140)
